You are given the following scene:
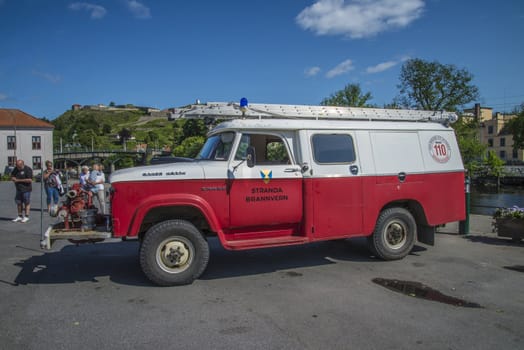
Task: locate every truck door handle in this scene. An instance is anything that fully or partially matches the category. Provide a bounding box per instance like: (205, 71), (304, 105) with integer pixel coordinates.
(350, 165), (359, 175)
(284, 167), (301, 173)
(398, 172), (406, 182)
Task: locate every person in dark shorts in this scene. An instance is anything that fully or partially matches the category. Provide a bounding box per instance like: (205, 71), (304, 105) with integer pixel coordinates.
(11, 159), (33, 223)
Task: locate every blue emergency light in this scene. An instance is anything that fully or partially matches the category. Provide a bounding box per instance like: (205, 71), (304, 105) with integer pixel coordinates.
(240, 97), (248, 108)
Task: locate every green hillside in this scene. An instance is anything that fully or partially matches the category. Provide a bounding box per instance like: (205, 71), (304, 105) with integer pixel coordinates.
(53, 109), (173, 152)
(52, 108), (211, 159)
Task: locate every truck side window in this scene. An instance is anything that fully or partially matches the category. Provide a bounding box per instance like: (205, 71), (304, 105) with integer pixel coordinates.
(235, 133), (290, 164)
(312, 134), (356, 164)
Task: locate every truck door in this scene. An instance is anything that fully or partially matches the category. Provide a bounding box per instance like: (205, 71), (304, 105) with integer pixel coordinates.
(304, 131), (363, 238)
(228, 133), (303, 230)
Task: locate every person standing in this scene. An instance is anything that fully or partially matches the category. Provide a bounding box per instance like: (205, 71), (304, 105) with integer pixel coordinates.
(11, 159), (33, 223)
(42, 160), (60, 212)
(94, 163), (106, 214)
(79, 165), (90, 190)
(87, 163), (99, 196)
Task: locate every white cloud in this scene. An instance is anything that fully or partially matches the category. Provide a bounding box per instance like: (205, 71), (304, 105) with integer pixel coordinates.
(32, 70), (61, 84)
(365, 55), (411, 74)
(326, 59), (354, 78)
(365, 60), (397, 74)
(126, 0), (151, 19)
(305, 66), (321, 77)
(69, 2), (107, 19)
(296, 0), (425, 39)
(0, 93), (8, 101)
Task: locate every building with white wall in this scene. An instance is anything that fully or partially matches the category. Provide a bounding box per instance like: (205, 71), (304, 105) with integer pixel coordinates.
(0, 109), (54, 176)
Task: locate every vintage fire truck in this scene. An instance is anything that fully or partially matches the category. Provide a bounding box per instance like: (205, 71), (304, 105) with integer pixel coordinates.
(42, 101), (465, 286)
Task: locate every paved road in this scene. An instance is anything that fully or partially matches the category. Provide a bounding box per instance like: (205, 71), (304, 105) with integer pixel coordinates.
(0, 182), (523, 349)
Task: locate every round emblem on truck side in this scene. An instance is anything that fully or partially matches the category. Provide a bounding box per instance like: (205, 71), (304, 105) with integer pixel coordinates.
(429, 135), (451, 163)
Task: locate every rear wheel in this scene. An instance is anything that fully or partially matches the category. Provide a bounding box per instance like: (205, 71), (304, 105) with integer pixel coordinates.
(369, 207), (416, 260)
(139, 220), (209, 286)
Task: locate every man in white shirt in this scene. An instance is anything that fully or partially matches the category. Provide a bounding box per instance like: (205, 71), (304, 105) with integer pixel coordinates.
(94, 163), (106, 214)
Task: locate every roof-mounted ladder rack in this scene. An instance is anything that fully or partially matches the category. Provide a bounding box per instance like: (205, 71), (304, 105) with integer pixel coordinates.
(171, 102), (459, 124)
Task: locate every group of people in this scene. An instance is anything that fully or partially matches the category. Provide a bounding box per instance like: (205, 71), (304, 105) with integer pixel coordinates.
(11, 160), (107, 223)
(79, 163), (106, 215)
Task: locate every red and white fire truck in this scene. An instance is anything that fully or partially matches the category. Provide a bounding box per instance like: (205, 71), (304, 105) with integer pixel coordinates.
(42, 101), (465, 286)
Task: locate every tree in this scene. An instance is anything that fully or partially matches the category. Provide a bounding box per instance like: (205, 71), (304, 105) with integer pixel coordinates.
(173, 136), (205, 158)
(102, 123), (112, 134)
(321, 83), (373, 107)
(507, 103), (524, 151)
(118, 128), (132, 145)
(452, 116), (486, 174)
(484, 150), (505, 191)
(397, 59), (479, 111)
(182, 119), (208, 138)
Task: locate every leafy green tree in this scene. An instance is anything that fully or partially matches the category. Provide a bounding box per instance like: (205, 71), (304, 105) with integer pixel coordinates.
(146, 130), (158, 144)
(116, 156), (135, 169)
(484, 150), (505, 191)
(118, 128), (132, 145)
(321, 83), (373, 107)
(484, 150), (505, 176)
(267, 141), (288, 162)
(173, 120), (186, 145)
(173, 136), (205, 158)
(507, 103), (524, 151)
(452, 116), (486, 174)
(102, 123), (112, 134)
(182, 119), (208, 138)
(397, 58), (479, 111)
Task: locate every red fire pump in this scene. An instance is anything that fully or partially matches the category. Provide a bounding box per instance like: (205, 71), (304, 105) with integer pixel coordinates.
(49, 183), (100, 230)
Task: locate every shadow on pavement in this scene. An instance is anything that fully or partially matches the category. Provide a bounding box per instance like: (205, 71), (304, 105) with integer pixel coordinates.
(10, 236), (414, 286)
(13, 241), (150, 287)
(464, 235), (523, 246)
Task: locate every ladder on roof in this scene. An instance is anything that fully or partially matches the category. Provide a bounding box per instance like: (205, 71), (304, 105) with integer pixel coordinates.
(170, 101), (458, 124)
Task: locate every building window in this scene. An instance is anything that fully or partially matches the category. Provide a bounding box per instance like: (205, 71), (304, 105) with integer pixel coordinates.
(32, 156), (42, 170)
(32, 136), (41, 150)
(500, 138), (505, 147)
(487, 139), (493, 147)
(488, 125), (493, 134)
(7, 136), (16, 150)
(513, 149), (519, 159)
(8, 156), (17, 167)
(500, 150), (506, 159)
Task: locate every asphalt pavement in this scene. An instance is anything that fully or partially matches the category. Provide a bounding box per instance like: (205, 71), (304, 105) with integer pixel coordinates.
(0, 181), (523, 350)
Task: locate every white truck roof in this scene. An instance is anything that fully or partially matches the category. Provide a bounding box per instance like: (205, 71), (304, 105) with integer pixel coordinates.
(210, 118), (453, 135)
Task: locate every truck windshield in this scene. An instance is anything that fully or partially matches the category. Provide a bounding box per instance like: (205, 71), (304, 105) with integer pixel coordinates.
(196, 132), (235, 161)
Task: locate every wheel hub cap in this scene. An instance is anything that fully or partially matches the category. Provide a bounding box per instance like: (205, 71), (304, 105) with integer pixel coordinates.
(162, 241), (189, 267)
(385, 222), (406, 248)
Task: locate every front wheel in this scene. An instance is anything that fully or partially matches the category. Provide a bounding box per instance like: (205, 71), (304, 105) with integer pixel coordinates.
(368, 207), (416, 260)
(139, 220), (210, 286)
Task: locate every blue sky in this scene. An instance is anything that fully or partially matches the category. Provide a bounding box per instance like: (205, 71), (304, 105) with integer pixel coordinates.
(1, 0), (523, 119)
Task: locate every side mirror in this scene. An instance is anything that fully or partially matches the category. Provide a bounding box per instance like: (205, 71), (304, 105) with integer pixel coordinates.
(246, 146), (256, 168)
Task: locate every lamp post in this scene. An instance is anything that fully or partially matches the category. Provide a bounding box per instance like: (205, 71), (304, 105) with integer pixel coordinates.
(72, 131), (78, 151)
(85, 129), (97, 152)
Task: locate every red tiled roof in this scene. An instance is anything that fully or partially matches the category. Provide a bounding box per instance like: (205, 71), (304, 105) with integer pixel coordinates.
(0, 109), (54, 129)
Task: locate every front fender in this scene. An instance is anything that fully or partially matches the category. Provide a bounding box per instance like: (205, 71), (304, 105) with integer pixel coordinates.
(126, 193), (223, 237)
